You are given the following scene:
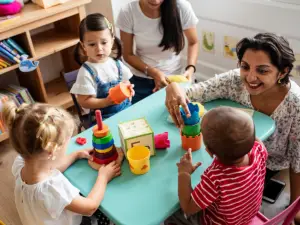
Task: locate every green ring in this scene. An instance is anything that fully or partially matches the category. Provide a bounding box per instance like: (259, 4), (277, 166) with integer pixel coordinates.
(93, 132), (113, 145)
(182, 123), (201, 136)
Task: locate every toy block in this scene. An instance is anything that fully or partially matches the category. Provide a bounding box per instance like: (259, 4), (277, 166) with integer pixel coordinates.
(118, 118), (155, 157)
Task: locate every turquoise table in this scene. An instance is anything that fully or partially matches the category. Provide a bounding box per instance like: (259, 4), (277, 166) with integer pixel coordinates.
(64, 90), (275, 225)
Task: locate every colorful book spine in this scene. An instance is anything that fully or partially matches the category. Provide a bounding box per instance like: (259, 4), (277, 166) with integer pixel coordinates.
(0, 52), (14, 64)
(8, 85), (31, 104)
(0, 58), (10, 66)
(0, 41), (21, 59)
(6, 38), (26, 55)
(0, 45), (20, 63)
(0, 56), (11, 66)
(0, 61), (7, 68)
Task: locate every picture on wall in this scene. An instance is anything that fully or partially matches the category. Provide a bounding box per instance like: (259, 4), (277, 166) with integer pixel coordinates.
(291, 54), (300, 77)
(202, 30), (215, 53)
(223, 36), (239, 60)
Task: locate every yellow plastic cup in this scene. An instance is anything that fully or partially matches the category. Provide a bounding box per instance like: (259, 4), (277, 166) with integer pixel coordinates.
(127, 146), (150, 175)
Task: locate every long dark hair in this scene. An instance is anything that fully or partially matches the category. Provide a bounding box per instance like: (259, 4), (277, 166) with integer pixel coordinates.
(236, 33), (295, 85)
(159, 0), (184, 55)
(74, 13), (122, 65)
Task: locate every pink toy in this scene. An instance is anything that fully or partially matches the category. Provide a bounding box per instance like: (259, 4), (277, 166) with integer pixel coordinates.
(0, 1), (22, 16)
(154, 132), (170, 149)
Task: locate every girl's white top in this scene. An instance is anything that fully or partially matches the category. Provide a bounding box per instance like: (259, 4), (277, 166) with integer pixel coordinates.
(12, 156), (82, 225)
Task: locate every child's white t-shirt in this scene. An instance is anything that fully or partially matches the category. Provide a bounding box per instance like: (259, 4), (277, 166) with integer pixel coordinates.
(12, 156), (82, 225)
(116, 0), (198, 79)
(70, 58), (133, 96)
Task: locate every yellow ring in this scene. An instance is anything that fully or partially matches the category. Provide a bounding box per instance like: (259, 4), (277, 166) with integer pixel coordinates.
(0, 220), (6, 225)
(95, 146), (113, 153)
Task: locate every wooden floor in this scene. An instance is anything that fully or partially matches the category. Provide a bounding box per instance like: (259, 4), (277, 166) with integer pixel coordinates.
(0, 140), (21, 225)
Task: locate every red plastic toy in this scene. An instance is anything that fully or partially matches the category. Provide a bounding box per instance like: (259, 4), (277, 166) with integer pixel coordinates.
(154, 132), (170, 149)
(76, 137), (87, 145)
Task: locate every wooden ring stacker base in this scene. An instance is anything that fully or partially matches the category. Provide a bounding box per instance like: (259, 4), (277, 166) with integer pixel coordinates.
(93, 124), (109, 138)
(88, 147), (124, 170)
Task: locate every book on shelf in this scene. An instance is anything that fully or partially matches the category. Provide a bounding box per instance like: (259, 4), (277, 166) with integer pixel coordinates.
(0, 38), (28, 69)
(0, 41), (21, 59)
(0, 85), (34, 107)
(0, 45), (20, 63)
(6, 38), (26, 56)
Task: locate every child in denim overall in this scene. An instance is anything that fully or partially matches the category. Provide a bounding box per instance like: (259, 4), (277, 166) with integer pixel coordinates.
(71, 13), (134, 120)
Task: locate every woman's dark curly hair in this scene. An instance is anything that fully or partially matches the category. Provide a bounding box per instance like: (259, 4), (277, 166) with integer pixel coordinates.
(236, 33), (295, 85)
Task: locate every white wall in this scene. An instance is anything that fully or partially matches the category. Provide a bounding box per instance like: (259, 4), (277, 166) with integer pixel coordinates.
(190, 0), (300, 81)
(110, 0), (300, 83)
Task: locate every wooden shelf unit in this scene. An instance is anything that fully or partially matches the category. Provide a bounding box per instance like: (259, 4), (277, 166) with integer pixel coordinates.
(0, 0), (90, 142)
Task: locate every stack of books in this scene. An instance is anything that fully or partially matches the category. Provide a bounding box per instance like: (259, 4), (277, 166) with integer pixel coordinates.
(0, 85), (35, 134)
(0, 38), (28, 69)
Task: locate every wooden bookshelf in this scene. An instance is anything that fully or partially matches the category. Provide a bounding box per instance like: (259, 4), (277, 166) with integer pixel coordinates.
(32, 29), (79, 59)
(0, 0), (91, 142)
(45, 77), (73, 109)
(0, 132), (9, 142)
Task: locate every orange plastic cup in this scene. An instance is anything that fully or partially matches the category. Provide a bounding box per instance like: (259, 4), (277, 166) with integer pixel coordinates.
(181, 133), (202, 151)
(109, 83), (131, 104)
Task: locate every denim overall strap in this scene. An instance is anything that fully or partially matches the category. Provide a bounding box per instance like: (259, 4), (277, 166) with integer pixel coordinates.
(83, 63), (101, 84)
(115, 60), (123, 81)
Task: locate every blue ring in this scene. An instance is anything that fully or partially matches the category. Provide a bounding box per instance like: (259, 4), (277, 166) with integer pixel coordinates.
(93, 138), (114, 149)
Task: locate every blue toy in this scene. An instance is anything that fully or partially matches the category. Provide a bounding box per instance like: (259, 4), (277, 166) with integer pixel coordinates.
(180, 103), (200, 125)
(19, 55), (39, 72)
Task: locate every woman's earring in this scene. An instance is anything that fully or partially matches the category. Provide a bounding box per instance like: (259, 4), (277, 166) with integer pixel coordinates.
(278, 78), (282, 84)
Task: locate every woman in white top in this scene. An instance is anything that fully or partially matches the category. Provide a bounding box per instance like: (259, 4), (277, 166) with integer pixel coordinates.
(165, 33), (300, 223)
(116, 0), (199, 103)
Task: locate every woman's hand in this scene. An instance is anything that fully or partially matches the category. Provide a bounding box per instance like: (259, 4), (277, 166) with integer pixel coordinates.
(183, 67), (194, 81)
(149, 68), (169, 92)
(165, 82), (190, 128)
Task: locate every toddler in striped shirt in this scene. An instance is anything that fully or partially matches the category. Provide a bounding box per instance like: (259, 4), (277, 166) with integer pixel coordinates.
(165, 106), (268, 225)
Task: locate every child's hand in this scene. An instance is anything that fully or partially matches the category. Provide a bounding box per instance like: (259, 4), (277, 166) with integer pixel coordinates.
(105, 95), (115, 106)
(122, 81), (135, 101)
(98, 161), (121, 182)
(177, 148), (201, 175)
(76, 148), (93, 160)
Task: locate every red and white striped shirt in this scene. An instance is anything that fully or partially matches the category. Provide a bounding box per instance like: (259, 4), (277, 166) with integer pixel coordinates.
(191, 141), (268, 225)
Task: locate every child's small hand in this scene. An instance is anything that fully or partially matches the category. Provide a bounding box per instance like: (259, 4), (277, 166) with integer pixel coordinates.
(122, 81), (135, 101)
(76, 148), (93, 160)
(98, 161), (121, 182)
(177, 148), (201, 175)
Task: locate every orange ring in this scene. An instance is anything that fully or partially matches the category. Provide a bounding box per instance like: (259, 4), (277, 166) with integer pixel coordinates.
(93, 124), (109, 137)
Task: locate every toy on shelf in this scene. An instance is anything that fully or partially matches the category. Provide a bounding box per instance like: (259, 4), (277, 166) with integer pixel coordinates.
(127, 146), (150, 175)
(154, 132), (170, 150)
(118, 118), (155, 157)
(180, 103), (202, 151)
(109, 82), (132, 104)
(88, 110), (123, 170)
(0, 0), (22, 16)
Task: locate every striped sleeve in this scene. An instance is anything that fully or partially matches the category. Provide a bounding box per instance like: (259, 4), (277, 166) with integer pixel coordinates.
(191, 171), (218, 209)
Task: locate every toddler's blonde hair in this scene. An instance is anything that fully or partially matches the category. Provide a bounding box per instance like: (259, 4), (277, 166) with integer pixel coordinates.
(2, 102), (76, 159)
